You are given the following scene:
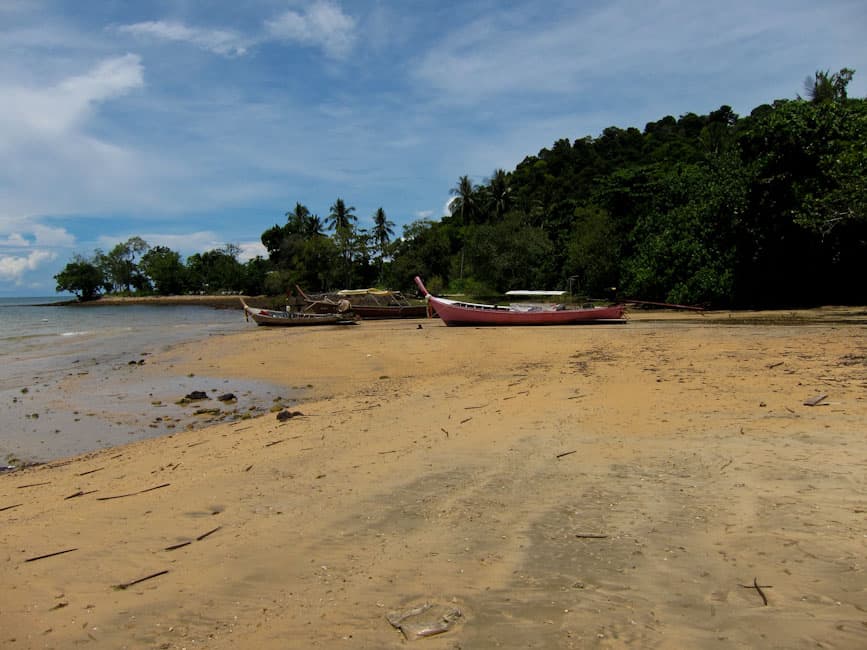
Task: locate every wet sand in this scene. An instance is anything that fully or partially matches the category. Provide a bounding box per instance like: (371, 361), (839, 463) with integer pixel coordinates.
(1, 309), (866, 649)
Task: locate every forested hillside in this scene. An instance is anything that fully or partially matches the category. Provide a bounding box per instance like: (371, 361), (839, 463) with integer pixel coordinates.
(57, 69), (865, 308)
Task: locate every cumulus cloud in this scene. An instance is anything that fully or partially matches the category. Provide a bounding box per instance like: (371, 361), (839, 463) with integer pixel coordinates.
(0, 249), (56, 283)
(115, 21), (249, 56)
(266, 0), (356, 59)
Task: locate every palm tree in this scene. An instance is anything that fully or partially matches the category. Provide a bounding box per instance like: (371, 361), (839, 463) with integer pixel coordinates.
(802, 68), (855, 103)
(372, 207), (395, 283)
(286, 202), (324, 237)
(487, 168), (510, 220)
(326, 198), (357, 233)
(450, 175), (477, 226)
(327, 198), (357, 286)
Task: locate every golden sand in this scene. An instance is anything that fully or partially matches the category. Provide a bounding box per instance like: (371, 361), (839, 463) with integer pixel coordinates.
(2, 310), (866, 648)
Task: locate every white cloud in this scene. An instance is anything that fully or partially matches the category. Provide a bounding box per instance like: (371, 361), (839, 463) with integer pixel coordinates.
(266, 0), (356, 60)
(0, 249), (56, 283)
(115, 21), (248, 57)
(237, 241), (267, 262)
(0, 53), (143, 135)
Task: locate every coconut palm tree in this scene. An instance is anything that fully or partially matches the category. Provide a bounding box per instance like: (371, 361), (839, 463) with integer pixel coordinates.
(372, 207), (394, 283)
(450, 175), (477, 226)
(487, 168), (510, 220)
(286, 202), (324, 237)
(327, 198), (357, 286)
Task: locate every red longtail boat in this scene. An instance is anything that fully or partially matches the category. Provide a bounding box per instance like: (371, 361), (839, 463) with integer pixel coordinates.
(414, 277), (625, 326)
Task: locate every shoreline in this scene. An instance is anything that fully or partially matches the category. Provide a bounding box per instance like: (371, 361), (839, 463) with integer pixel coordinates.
(2, 312), (866, 648)
(46, 294), (251, 309)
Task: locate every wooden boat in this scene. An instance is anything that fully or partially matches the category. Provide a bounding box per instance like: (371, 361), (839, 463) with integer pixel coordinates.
(240, 298), (356, 327)
(413, 277), (626, 326)
(296, 286), (428, 319)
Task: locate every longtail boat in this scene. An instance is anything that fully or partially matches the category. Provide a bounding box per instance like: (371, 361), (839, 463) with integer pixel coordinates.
(296, 286), (428, 319)
(240, 298), (357, 327)
(413, 277), (626, 326)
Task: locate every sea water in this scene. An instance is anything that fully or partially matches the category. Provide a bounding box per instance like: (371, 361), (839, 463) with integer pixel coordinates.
(0, 298), (286, 463)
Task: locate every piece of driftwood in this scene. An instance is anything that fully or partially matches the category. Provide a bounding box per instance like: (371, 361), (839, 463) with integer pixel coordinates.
(16, 481), (50, 489)
(767, 361), (784, 369)
(460, 417), (472, 424)
(114, 570), (169, 590)
(741, 577), (772, 605)
(64, 489), (98, 500)
(25, 548), (78, 563)
(556, 450), (577, 459)
(1, 503), (23, 512)
(164, 541), (192, 551)
(196, 526), (221, 541)
(441, 428), (449, 438)
(77, 467), (104, 476)
(264, 439), (286, 447)
(803, 394), (828, 406)
(575, 533), (608, 539)
(96, 483), (170, 501)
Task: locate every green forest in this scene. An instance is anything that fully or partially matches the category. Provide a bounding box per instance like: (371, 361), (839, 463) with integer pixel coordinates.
(56, 69), (866, 308)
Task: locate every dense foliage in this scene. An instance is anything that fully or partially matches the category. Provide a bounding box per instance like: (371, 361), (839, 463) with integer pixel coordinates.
(56, 69), (866, 307)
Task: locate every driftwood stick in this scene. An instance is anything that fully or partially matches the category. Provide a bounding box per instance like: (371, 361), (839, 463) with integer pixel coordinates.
(460, 417), (472, 424)
(556, 450), (577, 459)
(25, 548), (78, 563)
(264, 439), (286, 447)
(97, 483), (170, 501)
(137, 482), (171, 494)
(740, 577), (772, 605)
(164, 541), (192, 551)
(77, 467), (104, 476)
(575, 533), (608, 539)
(114, 569), (169, 590)
(196, 525), (221, 541)
(767, 361), (784, 369)
(441, 427), (449, 438)
(64, 489), (98, 500)
(1, 503), (23, 512)
(16, 481), (51, 489)
(464, 404), (488, 410)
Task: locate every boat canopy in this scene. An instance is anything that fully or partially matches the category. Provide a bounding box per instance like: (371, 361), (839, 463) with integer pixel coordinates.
(336, 288), (395, 297)
(504, 290), (566, 297)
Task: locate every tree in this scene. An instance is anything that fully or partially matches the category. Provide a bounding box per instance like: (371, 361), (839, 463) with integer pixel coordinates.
(101, 236), (150, 293)
(286, 202), (324, 237)
(487, 169), (511, 220)
(54, 255), (105, 301)
(449, 175), (477, 225)
(140, 246), (187, 295)
(327, 198), (357, 287)
(372, 207), (394, 283)
(186, 245), (245, 293)
(802, 68), (855, 103)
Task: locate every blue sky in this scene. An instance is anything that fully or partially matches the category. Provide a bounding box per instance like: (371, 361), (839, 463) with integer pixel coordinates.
(1, 0), (864, 296)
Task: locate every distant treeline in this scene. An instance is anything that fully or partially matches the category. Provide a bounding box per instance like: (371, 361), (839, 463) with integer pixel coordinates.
(57, 68), (866, 308)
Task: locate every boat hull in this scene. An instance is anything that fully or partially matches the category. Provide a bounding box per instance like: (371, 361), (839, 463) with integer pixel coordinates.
(241, 299), (355, 327)
(413, 277), (625, 326)
(428, 296), (624, 326)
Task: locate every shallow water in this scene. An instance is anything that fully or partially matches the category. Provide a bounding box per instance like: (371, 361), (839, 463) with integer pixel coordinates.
(0, 299), (294, 464)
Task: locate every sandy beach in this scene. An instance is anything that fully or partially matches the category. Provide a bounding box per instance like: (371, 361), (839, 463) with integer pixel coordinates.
(2, 309), (866, 649)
